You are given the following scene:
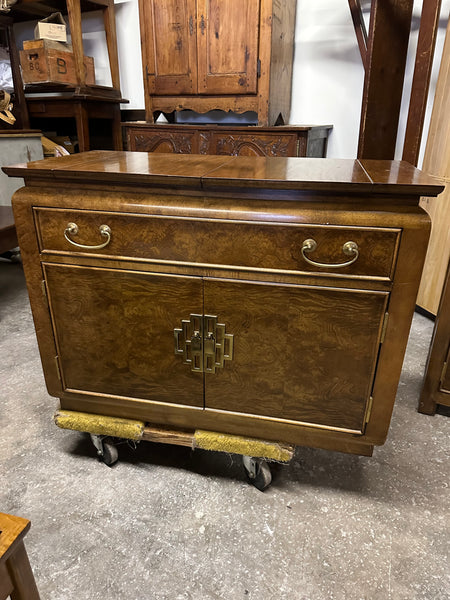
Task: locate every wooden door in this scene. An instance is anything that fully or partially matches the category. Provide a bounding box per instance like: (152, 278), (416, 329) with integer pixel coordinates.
(204, 279), (389, 433)
(196, 0), (260, 95)
(44, 264), (204, 407)
(141, 0), (198, 95)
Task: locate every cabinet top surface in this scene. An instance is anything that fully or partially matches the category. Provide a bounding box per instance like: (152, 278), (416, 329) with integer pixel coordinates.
(3, 151), (444, 197)
(122, 123), (334, 132)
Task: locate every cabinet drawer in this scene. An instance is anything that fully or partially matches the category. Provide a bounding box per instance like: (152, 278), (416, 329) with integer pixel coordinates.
(35, 208), (400, 280)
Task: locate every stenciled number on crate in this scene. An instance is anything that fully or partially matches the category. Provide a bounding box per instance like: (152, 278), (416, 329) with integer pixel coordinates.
(56, 58), (67, 75)
(28, 53), (40, 72)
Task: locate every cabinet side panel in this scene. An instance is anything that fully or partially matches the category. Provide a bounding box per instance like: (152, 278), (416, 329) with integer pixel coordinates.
(11, 188), (62, 397)
(366, 209), (432, 441)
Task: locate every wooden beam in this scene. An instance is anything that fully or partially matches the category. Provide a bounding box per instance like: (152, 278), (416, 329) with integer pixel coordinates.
(357, 0), (414, 159)
(402, 0), (442, 166)
(1, 17), (29, 129)
(66, 0), (87, 91)
(102, 0), (121, 91)
(348, 0), (368, 71)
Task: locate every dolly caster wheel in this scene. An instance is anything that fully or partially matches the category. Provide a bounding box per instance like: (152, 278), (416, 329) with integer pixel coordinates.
(90, 434), (119, 466)
(243, 456), (272, 491)
(1, 249), (21, 262)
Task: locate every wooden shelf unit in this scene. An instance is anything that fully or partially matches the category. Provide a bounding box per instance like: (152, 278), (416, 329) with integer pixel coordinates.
(9, 0), (127, 150)
(138, 0), (296, 126)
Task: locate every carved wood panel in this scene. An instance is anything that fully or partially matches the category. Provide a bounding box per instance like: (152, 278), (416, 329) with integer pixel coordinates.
(211, 133), (297, 157)
(132, 132), (194, 154)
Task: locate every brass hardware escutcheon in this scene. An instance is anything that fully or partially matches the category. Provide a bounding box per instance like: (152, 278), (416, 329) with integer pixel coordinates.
(301, 238), (359, 269)
(174, 313), (204, 373)
(174, 314), (233, 373)
(64, 222), (112, 250)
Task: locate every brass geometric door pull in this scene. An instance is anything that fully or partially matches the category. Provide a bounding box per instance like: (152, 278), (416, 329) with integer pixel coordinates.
(174, 314), (234, 373)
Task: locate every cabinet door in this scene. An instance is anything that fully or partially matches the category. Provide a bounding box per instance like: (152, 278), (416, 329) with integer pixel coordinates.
(196, 0), (260, 95)
(44, 264), (203, 407)
(203, 279), (388, 433)
(141, 0), (197, 95)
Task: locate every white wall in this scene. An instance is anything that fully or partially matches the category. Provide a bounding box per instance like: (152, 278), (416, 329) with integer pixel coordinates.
(290, 0), (450, 161)
(113, 0), (145, 110)
(14, 0), (450, 163)
(290, 1), (365, 158)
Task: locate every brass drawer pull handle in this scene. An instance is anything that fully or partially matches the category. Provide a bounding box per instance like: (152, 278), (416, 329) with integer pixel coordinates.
(301, 239), (359, 269)
(64, 222), (112, 250)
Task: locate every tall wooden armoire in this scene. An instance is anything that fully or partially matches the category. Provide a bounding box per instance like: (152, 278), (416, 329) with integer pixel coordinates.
(138, 0), (296, 126)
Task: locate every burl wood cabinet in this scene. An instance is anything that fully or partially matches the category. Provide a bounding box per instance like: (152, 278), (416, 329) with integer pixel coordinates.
(4, 153), (443, 457)
(138, 0), (296, 125)
(124, 124), (332, 157)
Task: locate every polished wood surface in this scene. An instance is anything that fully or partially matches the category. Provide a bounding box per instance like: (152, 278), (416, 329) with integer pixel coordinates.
(419, 259), (450, 414)
(0, 512), (40, 600)
(138, 0), (296, 125)
(3, 151), (444, 197)
(124, 124), (332, 158)
(5, 152), (443, 456)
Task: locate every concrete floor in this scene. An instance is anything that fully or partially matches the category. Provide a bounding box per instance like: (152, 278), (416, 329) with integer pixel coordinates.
(0, 259), (449, 600)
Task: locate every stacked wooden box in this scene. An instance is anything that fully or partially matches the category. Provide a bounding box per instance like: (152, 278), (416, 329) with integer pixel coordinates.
(20, 39), (95, 86)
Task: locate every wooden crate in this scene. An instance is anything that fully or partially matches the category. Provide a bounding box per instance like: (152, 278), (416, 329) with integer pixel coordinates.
(23, 39), (73, 52)
(20, 41), (95, 86)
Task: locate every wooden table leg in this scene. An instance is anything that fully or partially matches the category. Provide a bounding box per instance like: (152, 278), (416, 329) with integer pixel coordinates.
(111, 103), (123, 150)
(74, 103), (90, 152)
(6, 540), (40, 600)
